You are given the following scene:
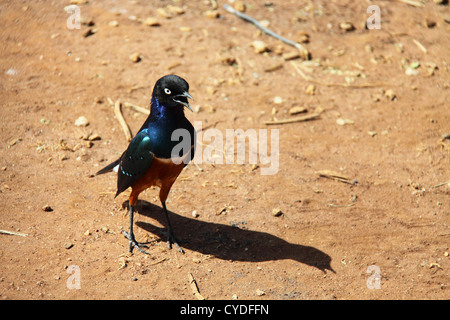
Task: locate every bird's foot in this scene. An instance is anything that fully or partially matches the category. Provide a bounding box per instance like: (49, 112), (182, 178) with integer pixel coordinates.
(160, 227), (184, 254)
(122, 230), (151, 255)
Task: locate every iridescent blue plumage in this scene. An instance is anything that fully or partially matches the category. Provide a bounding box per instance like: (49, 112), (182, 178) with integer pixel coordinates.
(96, 75), (195, 254)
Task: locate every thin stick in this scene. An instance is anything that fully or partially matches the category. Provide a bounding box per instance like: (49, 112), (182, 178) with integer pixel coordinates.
(429, 180), (450, 190)
(223, 4), (309, 59)
(124, 102), (150, 115)
(148, 258), (167, 266)
(98, 191), (116, 196)
(412, 39), (427, 54)
(114, 100), (133, 142)
(265, 113), (321, 125)
(394, 0), (424, 7)
(188, 273), (205, 300)
(0, 229), (28, 237)
(328, 203), (355, 208)
(193, 162), (203, 172)
(317, 170), (356, 185)
(332, 177), (356, 185)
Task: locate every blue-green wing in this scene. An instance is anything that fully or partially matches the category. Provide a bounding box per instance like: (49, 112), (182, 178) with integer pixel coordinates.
(115, 130), (154, 197)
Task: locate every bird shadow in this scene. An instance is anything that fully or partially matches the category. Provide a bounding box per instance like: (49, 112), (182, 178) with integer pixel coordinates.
(126, 200), (335, 273)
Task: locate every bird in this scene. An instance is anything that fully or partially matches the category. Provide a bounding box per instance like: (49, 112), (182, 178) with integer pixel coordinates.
(96, 75), (196, 255)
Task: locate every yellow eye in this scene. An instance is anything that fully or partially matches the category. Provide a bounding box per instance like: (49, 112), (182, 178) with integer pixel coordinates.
(164, 88), (171, 95)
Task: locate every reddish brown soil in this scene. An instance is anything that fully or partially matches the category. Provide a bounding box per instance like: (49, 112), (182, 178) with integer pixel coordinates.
(0, 0), (448, 300)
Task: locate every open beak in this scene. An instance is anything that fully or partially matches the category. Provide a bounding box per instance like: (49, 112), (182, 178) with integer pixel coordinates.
(173, 91), (194, 112)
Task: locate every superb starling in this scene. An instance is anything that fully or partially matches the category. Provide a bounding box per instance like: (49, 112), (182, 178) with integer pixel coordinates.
(97, 75), (195, 254)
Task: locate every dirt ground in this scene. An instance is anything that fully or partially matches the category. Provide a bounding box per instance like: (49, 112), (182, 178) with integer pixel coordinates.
(0, 0), (449, 300)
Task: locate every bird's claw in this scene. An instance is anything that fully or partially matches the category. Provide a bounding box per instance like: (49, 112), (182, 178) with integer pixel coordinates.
(160, 228), (184, 254)
(122, 230), (151, 255)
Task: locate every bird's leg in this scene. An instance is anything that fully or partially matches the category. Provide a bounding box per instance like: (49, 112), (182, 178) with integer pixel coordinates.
(161, 202), (184, 253)
(122, 204), (150, 255)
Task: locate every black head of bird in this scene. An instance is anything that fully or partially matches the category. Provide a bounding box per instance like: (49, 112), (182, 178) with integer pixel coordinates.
(152, 74), (193, 111)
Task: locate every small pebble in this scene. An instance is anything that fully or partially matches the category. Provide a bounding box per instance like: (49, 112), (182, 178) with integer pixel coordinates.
(298, 31), (310, 43)
(273, 96), (283, 104)
(272, 208), (283, 217)
(289, 106), (307, 115)
(108, 20), (119, 27)
(405, 67), (419, 76)
(336, 118), (354, 126)
(204, 10), (220, 19)
(157, 8), (171, 19)
(256, 289), (266, 296)
(234, 1), (246, 12)
(129, 52), (142, 63)
(87, 133), (101, 141)
(143, 17), (160, 26)
(384, 89), (396, 101)
(365, 44), (374, 53)
(74, 116), (89, 127)
(179, 26), (192, 32)
(339, 22), (355, 31)
(305, 84), (316, 95)
(42, 205), (53, 212)
(251, 40), (268, 53)
(424, 18), (436, 28)
(5, 68), (17, 76)
(83, 28), (96, 38)
(166, 5), (185, 15)
(64, 243), (74, 250)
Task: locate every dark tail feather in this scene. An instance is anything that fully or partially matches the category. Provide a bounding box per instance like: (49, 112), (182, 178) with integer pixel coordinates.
(96, 159), (120, 175)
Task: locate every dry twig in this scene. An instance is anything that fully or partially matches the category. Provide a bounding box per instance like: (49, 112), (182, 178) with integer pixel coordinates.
(188, 273), (205, 300)
(328, 203), (355, 208)
(412, 39), (427, 54)
(114, 100), (133, 142)
(124, 102), (150, 115)
(0, 229), (28, 237)
(223, 4), (309, 59)
(148, 258), (167, 266)
(428, 180), (450, 191)
(317, 170), (356, 185)
(265, 113), (321, 125)
(394, 0), (424, 7)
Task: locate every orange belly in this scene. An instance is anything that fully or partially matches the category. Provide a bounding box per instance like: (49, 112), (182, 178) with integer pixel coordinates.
(129, 156), (187, 206)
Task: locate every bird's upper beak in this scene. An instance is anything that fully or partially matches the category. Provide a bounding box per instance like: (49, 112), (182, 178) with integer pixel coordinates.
(173, 91), (194, 112)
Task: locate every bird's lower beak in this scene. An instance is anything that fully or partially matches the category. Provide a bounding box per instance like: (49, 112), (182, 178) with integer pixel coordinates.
(173, 91), (194, 112)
